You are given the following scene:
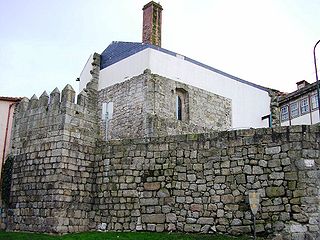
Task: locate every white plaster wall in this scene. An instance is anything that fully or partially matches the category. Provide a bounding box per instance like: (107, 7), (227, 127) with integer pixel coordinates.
(98, 49), (150, 90)
(281, 121), (290, 126)
(291, 114), (311, 125)
(148, 49), (270, 129)
(79, 54), (93, 92)
(281, 110), (320, 126)
(96, 48), (271, 129)
(311, 110), (320, 124)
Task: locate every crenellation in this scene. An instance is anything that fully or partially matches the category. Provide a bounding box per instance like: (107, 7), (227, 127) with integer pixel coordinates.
(29, 94), (39, 109)
(61, 84), (75, 104)
(39, 91), (49, 107)
(50, 88), (61, 105)
(16, 97), (29, 117)
(77, 90), (88, 107)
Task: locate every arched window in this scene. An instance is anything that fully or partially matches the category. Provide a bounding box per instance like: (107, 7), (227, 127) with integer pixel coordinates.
(176, 95), (182, 120)
(175, 88), (189, 121)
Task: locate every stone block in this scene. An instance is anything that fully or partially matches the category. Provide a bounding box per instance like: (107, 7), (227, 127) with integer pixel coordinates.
(214, 176), (226, 183)
(187, 174), (196, 182)
(122, 190), (138, 197)
(184, 224), (201, 232)
(197, 217), (214, 225)
(269, 172), (284, 179)
(146, 224), (156, 231)
(190, 204), (203, 212)
(230, 226), (251, 235)
(285, 172), (298, 180)
(243, 165), (252, 174)
(193, 164), (203, 171)
(252, 166), (263, 175)
(268, 159), (281, 168)
(140, 198), (159, 206)
(290, 224), (307, 233)
(221, 194), (234, 204)
(266, 186), (285, 197)
(186, 218), (197, 224)
(157, 188), (170, 198)
(265, 146), (281, 154)
(144, 182), (161, 191)
(142, 214), (165, 224)
(166, 213), (177, 223)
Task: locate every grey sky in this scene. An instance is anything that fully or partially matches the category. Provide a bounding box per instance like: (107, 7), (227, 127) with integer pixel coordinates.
(0, 0), (319, 98)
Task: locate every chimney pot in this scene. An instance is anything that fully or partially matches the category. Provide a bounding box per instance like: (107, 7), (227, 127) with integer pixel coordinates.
(296, 80), (310, 90)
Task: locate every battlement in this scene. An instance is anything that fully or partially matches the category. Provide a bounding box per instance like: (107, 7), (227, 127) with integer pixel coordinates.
(15, 79), (98, 119)
(10, 78), (99, 159)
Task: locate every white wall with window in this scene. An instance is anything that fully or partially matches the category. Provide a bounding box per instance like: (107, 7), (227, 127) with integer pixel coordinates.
(280, 92), (319, 126)
(87, 47), (271, 130)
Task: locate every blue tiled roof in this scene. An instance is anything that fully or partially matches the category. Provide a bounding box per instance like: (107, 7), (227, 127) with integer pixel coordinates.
(100, 41), (269, 92)
(100, 41), (150, 70)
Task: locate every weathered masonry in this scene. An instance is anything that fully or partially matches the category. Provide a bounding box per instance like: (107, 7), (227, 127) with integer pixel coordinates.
(3, 76), (320, 239)
(98, 69), (231, 140)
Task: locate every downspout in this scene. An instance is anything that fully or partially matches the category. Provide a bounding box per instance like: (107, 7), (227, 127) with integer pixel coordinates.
(313, 40), (320, 120)
(308, 95), (313, 125)
(2, 102), (16, 165)
(288, 104), (292, 126)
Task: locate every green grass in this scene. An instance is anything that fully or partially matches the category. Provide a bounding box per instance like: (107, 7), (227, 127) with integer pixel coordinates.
(0, 231), (252, 240)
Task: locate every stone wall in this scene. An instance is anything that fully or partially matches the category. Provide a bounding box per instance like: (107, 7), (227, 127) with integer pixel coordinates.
(99, 70), (231, 140)
(3, 68), (319, 238)
(98, 74), (148, 140)
(145, 72), (231, 137)
(94, 125), (320, 239)
(6, 79), (99, 233)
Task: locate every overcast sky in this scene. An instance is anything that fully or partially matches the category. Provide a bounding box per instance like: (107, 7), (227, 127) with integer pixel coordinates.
(0, 0), (319, 98)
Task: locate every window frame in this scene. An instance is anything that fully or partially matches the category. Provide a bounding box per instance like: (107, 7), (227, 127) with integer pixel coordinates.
(176, 95), (182, 120)
(280, 105), (289, 122)
(310, 94), (319, 110)
(290, 101), (299, 119)
(300, 98), (309, 115)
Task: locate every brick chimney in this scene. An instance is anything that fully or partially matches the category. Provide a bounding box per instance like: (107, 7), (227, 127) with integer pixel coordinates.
(142, 1), (163, 47)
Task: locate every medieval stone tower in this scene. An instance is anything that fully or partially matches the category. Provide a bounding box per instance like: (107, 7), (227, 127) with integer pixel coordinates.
(1, 2), (319, 239)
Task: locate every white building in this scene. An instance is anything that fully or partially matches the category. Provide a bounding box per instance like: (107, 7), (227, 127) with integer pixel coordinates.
(79, 1), (272, 130)
(279, 80), (320, 126)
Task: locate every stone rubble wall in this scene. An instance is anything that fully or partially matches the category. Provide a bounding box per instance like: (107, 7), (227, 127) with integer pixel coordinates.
(94, 125), (320, 239)
(98, 74), (148, 140)
(2, 64), (319, 239)
(6, 79), (99, 233)
(145, 73), (232, 137)
(98, 71), (231, 141)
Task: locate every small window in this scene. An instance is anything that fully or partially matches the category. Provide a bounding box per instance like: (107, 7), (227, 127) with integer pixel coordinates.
(281, 106), (289, 121)
(176, 95), (182, 120)
(300, 98), (309, 114)
(290, 102), (299, 119)
(175, 88), (189, 122)
(311, 94), (319, 110)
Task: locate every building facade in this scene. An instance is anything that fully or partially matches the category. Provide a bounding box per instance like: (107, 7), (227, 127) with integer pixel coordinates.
(0, 96), (20, 229)
(279, 80), (320, 126)
(79, 2), (273, 132)
(0, 97), (20, 176)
